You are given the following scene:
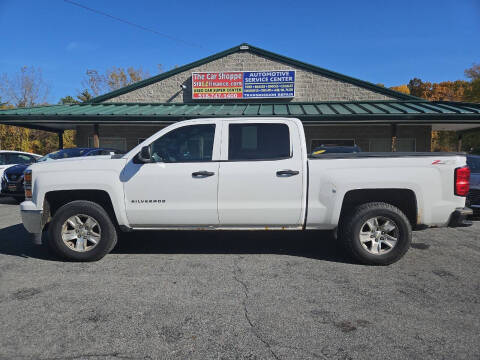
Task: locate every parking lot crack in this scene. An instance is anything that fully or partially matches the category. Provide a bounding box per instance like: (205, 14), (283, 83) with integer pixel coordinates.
(233, 256), (280, 360)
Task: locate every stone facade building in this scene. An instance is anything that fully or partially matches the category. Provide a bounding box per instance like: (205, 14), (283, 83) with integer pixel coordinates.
(72, 43), (428, 152)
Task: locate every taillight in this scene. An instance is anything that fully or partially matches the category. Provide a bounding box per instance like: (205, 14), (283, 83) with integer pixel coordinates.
(454, 166), (470, 197)
(24, 169), (32, 199)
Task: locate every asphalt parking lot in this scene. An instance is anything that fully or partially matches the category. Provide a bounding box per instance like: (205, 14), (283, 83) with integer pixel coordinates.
(0, 197), (479, 360)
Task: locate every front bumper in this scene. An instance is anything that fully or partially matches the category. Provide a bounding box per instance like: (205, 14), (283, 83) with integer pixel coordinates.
(20, 201), (43, 234)
(1, 178), (24, 197)
(448, 207), (473, 227)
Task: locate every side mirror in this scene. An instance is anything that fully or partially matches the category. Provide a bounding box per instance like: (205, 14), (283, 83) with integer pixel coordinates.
(137, 145), (152, 163)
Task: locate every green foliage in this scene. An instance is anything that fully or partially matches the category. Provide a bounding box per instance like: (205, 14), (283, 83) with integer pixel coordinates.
(59, 95), (79, 104)
(77, 90), (93, 102)
(464, 79), (480, 102)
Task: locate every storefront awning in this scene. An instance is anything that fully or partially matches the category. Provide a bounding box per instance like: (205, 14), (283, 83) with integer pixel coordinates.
(1, 101), (479, 132)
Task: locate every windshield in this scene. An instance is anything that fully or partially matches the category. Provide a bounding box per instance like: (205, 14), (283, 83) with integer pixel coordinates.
(37, 148), (90, 162)
(467, 156), (480, 173)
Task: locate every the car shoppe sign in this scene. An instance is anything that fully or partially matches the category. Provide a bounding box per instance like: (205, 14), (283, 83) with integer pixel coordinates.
(192, 70), (295, 99)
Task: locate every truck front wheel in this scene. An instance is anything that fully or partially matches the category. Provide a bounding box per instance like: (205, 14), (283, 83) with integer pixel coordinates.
(47, 200), (117, 261)
(339, 202), (412, 265)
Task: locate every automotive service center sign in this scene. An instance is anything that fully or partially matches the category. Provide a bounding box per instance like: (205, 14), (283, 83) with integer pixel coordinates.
(192, 71), (295, 99)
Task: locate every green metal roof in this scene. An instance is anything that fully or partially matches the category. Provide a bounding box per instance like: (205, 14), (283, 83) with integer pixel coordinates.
(89, 43), (417, 103)
(1, 101), (479, 128)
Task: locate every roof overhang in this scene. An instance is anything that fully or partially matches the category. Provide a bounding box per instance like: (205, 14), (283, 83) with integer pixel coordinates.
(1, 101), (479, 132)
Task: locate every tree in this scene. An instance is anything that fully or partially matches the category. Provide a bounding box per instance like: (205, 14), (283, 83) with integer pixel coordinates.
(430, 80), (468, 101)
(81, 66), (149, 96)
(59, 95), (79, 104)
(406, 78), (468, 101)
(390, 85), (410, 94)
(0, 66), (76, 154)
(77, 90), (93, 102)
(405, 74), (477, 152)
(464, 64), (480, 81)
(407, 78), (431, 99)
(0, 66), (49, 107)
(464, 63), (480, 102)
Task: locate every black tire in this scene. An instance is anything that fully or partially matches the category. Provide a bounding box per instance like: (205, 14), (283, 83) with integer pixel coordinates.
(339, 202), (412, 265)
(47, 200), (117, 261)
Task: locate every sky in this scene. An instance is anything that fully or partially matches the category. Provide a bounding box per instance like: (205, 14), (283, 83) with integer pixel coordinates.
(0, 0), (479, 103)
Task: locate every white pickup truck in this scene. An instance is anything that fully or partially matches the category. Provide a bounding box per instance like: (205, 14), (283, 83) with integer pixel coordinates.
(20, 117), (472, 265)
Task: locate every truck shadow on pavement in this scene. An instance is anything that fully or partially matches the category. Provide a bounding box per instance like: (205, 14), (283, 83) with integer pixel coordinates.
(0, 223), (355, 263)
(113, 230), (355, 263)
(0, 224), (52, 260)
(0, 197), (19, 205)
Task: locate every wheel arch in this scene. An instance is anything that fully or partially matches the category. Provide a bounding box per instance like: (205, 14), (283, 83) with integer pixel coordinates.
(44, 190), (120, 227)
(339, 188), (418, 227)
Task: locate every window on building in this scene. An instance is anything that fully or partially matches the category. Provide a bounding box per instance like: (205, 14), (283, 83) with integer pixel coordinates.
(228, 123), (290, 161)
(150, 124), (215, 163)
(368, 138), (416, 152)
(88, 137), (127, 151)
(310, 139), (355, 153)
(397, 138), (416, 152)
(369, 138), (391, 152)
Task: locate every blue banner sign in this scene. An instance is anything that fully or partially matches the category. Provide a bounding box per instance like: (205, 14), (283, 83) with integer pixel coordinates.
(242, 71), (295, 98)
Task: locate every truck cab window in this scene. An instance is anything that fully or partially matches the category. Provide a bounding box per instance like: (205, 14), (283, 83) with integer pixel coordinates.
(228, 123), (290, 160)
(150, 124), (215, 163)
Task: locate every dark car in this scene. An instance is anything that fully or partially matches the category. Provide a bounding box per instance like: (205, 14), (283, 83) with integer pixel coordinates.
(311, 145), (362, 156)
(1, 147), (124, 202)
(466, 155), (480, 215)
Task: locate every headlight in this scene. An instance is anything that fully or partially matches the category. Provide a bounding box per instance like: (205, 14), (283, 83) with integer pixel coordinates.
(24, 169), (32, 199)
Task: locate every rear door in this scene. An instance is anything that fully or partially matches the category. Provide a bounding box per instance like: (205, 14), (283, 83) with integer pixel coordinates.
(218, 120), (305, 227)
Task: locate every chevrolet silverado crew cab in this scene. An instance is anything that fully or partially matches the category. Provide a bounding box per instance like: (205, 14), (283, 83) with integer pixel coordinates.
(20, 118), (472, 265)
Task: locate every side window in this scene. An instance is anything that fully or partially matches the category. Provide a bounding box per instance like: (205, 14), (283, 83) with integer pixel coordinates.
(6, 153), (32, 164)
(150, 124), (215, 163)
(228, 123), (290, 161)
(0, 154), (6, 165)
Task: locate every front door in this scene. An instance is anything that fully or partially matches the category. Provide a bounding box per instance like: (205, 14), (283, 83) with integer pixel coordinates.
(218, 121), (305, 227)
(122, 122), (220, 227)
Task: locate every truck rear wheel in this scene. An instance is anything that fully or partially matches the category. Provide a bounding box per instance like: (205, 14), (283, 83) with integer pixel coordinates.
(339, 202), (412, 265)
(47, 200), (117, 261)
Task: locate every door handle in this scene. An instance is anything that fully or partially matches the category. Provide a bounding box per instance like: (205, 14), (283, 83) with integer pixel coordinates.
(276, 170), (299, 177)
(192, 171), (215, 178)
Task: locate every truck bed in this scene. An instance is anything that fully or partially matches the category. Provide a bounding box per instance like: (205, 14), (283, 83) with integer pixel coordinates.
(309, 152), (466, 159)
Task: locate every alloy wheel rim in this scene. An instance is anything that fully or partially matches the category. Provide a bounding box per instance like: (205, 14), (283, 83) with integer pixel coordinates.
(359, 216), (399, 255)
(61, 214), (101, 252)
